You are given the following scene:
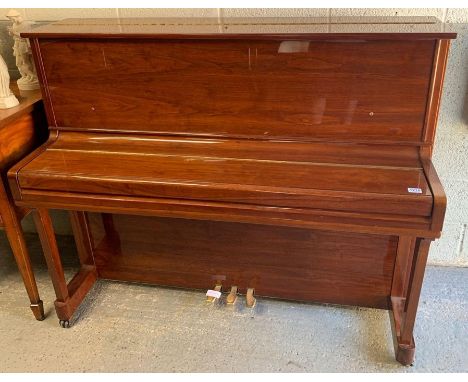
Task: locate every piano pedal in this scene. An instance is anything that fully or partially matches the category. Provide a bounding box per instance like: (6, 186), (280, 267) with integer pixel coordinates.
(246, 288), (256, 308)
(206, 284), (222, 303)
(226, 286), (238, 305)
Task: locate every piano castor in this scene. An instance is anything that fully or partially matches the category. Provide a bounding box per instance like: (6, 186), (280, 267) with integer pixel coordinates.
(7, 17), (455, 365)
(59, 320), (71, 329)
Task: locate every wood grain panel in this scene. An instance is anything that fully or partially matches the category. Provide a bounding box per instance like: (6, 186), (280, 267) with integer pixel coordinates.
(88, 213), (397, 309)
(47, 131), (424, 167)
(10, 18), (453, 361)
(15, 134), (433, 216)
(0, 85), (47, 320)
(0, 85), (42, 129)
(13, 189), (437, 237)
(39, 39), (435, 142)
(0, 114), (35, 173)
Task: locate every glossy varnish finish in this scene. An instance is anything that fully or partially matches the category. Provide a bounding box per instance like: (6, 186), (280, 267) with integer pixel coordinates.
(16, 134), (433, 216)
(41, 39), (435, 143)
(21, 16), (456, 40)
(0, 85), (47, 320)
(88, 214), (397, 309)
(8, 17), (455, 364)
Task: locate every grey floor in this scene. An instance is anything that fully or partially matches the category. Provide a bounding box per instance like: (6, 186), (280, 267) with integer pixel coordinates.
(0, 232), (467, 372)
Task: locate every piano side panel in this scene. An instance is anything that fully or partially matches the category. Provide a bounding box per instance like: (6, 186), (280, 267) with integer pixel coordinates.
(88, 213), (397, 309)
(38, 39), (435, 142)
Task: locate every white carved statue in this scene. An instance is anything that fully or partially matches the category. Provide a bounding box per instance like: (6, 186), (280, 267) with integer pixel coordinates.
(6, 9), (39, 91)
(0, 53), (19, 109)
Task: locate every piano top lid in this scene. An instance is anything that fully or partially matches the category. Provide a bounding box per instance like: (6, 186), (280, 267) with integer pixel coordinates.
(21, 16), (457, 40)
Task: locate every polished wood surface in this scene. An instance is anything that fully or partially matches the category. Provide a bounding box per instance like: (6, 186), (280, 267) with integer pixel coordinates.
(8, 18), (455, 364)
(40, 39), (435, 143)
(88, 214), (396, 309)
(21, 17), (456, 39)
(33, 208), (97, 323)
(0, 84), (47, 320)
(0, 86), (46, 171)
(390, 237), (432, 365)
(0, 85), (43, 128)
(15, 134), (433, 216)
(0, 114), (36, 170)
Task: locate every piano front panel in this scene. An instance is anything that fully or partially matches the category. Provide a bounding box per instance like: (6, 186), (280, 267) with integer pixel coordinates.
(39, 38), (435, 142)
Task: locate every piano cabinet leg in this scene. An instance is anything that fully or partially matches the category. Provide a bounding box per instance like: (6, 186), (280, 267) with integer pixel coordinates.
(33, 208), (97, 326)
(69, 211), (95, 267)
(101, 213), (121, 253)
(390, 237), (431, 366)
(0, 197), (44, 320)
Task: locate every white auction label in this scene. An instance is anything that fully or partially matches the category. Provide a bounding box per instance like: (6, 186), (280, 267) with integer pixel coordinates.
(206, 290), (222, 299)
(408, 188), (423, 194)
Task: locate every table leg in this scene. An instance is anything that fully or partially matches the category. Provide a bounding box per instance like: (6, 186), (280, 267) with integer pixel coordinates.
(0, 193), (44, 320)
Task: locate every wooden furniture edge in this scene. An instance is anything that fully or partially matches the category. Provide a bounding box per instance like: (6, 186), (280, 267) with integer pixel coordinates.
(422, 39), (451, 150)
(0, 181), (44, 320)
(33, 208), (97, 325)
(30, 38), (57, 127)
(11, 190), (440, 238)
(389, 237), (432, 366)
(421, 159), (447, 233)
(7, 131), (59, 202)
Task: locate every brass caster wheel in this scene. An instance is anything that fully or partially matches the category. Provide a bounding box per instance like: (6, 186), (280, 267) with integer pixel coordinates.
(59, 320), (71, 328)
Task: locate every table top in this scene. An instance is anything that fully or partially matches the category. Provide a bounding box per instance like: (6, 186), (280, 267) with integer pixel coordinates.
(21, 16), (457, 40)
(0, 83), (42, 130)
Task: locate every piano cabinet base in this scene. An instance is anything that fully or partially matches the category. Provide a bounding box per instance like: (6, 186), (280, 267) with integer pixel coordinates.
(33, 208), (431, 366)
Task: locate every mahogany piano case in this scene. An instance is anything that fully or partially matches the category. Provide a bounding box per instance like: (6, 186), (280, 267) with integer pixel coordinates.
(8, 17), (455, 364)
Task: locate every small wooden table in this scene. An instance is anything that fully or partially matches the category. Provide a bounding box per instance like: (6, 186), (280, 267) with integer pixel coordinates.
(0, 84), (47, 320)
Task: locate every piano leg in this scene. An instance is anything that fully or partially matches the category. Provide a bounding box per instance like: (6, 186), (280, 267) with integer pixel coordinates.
(33, 208), (97, 326)
(69, 211), (95, 267)
(390, 237), (431, 366)
(101, 213), (121, 253)
(0, 195), (44, 320)
(102, 213), (118, 240)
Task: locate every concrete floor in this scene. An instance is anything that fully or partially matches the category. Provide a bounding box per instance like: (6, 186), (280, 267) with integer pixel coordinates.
(0, 232), (467, 372)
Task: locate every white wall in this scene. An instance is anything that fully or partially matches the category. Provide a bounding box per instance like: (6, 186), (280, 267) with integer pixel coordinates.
(1, 8), (467, 266)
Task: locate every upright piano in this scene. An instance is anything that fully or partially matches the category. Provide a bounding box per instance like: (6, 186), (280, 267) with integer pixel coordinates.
(8, 17), (455, 364)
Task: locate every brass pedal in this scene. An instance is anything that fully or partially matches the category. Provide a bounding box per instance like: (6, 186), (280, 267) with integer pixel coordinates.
(226, 286), (238, 305)
(246, 287), (256, 308)
(206, 284), (222, 303)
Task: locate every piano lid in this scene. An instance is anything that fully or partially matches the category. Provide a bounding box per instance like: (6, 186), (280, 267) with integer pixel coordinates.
(21, 16), (457, 40)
